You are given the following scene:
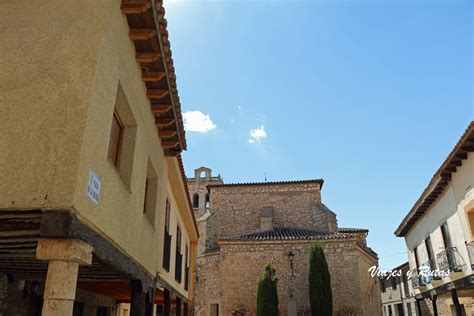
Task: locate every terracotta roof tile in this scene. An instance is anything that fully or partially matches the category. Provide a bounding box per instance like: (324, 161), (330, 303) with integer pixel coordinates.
(220, 228), (356, 242)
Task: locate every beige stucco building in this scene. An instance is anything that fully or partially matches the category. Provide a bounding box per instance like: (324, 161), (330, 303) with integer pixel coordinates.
(395, 121), (474, 315)
(380, 262), (417, 316)
(0, 0), (198, 315)
(187, 167), (382, 316)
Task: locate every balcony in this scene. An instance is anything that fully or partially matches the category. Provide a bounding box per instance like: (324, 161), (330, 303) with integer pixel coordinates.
(436, 247), (464, 274)
(409, 268), (420, 289)
(466, 241), (474, 269)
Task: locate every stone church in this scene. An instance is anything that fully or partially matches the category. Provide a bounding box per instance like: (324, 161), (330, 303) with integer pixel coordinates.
(187, 167), (381, 316)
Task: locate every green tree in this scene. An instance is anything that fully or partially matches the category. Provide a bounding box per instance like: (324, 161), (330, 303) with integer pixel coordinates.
(309, 244), (333, 316)
(256, 264), (279, 316)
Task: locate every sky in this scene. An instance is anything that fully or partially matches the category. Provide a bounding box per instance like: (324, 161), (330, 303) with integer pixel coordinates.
(165, 0), (473, 269)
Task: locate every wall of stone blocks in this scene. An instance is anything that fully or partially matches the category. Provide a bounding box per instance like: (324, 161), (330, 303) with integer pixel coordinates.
(195, 240), (380, 316)
(208, 183), (338, 245)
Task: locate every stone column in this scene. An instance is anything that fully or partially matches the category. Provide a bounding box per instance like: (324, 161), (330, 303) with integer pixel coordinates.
(36, 239), (92, 316)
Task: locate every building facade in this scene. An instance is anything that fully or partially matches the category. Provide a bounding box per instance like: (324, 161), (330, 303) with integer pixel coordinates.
(0, 0), (198, 315)
(187, 168), (381, 316)
(381, 262), (418, 316)
(395, 121), (474, 315)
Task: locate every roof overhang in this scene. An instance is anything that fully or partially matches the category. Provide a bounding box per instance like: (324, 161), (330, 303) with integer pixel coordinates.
(395, 121), (474, 237)
(121, 0), (186, 156)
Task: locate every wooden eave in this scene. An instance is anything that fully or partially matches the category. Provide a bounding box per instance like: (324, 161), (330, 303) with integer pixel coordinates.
(395, 121), (474, 237)
(121, 0), (186, 156)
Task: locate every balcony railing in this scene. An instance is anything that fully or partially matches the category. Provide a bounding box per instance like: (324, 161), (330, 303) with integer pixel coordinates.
(436, 247), (464, 274)
(466, 241), (474, 269)
(409, 268), (420, 289)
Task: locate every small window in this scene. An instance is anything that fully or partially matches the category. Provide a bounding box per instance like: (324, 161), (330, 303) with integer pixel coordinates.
(108, 112), (123, 167)
(107, 84), (137, 187)
(468, 211), (474, 237)
(165, 200), (171, 232)
(143, 160), (158, 225)
(193, 193), (199, 208)
(205, 194), (210, 209)
(210, 304), (219, 316)
(391, 277), (397, 290)
(176, 226), (181, 253)
(96, 306), (108, 316)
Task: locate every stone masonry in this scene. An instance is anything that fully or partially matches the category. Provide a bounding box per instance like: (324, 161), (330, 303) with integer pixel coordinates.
(187, 167), (382, 316)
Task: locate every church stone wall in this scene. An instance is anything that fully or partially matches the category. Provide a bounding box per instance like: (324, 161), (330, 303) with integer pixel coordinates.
(209, 182), (336, 244)
(195, 240), (381, 316)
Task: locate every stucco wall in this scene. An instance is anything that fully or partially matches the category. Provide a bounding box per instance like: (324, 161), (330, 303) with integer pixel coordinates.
(0, 1), (196, 298)
(0, 0), (109, 208)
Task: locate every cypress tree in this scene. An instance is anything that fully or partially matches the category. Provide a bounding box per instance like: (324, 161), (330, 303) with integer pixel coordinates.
(309, 244), (333, 316)
(256, 264), (279, 316)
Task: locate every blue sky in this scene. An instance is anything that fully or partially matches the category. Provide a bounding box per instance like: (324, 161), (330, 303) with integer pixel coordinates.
(166, 0), (473, 269)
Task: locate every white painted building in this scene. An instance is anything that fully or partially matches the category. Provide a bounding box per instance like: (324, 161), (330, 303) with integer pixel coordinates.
(396, 121), (474, 315)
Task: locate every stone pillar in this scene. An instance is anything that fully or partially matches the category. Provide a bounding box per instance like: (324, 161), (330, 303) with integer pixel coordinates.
(36, 239), (92, 316)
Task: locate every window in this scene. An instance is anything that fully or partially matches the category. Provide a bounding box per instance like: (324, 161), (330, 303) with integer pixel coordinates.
(175, 225), (182, 282)
(425, 236), (435, 269)
(467, 210), (474, 237)
(205, 194), (210, 209)
(165, 200), (170, 231)
(108, 112), (123, 166)
(391, 276), (397, 290)
(184, 243), (190, 291)
(163, 199), (172, 271)
(143, 160), (158, 225)
(96, 306), (108, 316)
(143, 179), (149, 213)
(210, 304), (219, 316)
(193, 193), (199, 208)
(107, 84), (137, 186)
(407, 302), (412, 316)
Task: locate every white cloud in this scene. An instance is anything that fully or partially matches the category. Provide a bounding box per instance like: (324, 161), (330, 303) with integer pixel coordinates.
(248, 125), (267, 143)
(183, 111), (217, 133)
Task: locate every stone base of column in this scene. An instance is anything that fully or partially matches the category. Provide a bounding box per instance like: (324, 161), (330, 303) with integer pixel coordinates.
(36, 239), (92, 316)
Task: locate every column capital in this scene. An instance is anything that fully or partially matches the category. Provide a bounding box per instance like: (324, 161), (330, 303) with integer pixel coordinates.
(36, 238), (93, 265)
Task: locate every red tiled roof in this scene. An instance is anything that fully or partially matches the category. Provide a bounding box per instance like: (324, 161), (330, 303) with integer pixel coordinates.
(208, 179), (324, 189)
(220, 228), (356, 242)
(121, 0), (186, 156)
(338, 227), (369, 233)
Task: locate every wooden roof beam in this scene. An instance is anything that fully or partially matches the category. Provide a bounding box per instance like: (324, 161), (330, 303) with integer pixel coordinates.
(121, 2), (152, 14)
(155, 118), (175, 127)
(151, 104), (173, 114)
(158, 129), (177, 138)
(147, 89), (169, 99)
(161, 140), (179, 148)
(136, 52), (161, 63)
(142, 72), (166, 82)
(129, 28), (157, 40)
